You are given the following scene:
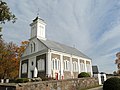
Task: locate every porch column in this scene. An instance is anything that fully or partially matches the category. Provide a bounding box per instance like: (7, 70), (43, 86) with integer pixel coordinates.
(84, 60), (87, 72)
(60, 54), (64, 79)
(90, 60), (93, 77)
(19, 60), (22, 78)
(28, 60), (31, 78)
(46, 50), (52, 77)
(78, 59), (80, 73)
(70, 55), (73, 78)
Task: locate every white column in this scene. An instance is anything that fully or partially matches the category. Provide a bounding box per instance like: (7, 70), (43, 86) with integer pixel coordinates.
(90, 61), (93, 77)
(98, 74), (102, 85)
(60, 54), (63, 79)
(19, 60), (22, 78)
(78, 59), (80, 73)
(84, 60), (87, 72)
(28, 60), (31, 78)
(57, 59), (58, 70)
(46, 50), (51, 77)
(70, 55), (73, 78)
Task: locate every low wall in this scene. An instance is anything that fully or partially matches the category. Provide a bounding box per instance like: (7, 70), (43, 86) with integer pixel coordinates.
(0, 77), (99, 90)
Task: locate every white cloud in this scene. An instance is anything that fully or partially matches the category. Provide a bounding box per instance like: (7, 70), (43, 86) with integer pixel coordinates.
(3, 0), (120, 73)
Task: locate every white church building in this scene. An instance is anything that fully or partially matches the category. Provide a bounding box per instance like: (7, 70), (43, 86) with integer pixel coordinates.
(19, 16), (93, 79)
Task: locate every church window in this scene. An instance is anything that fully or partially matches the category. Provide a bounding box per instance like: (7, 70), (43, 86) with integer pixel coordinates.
(73, 61), (78, 72)
(64, 61), (65, 70)
(37, 59), (45, 71)
(64, 60), (70, 71)
(52, 59), (54, 69)
(86, 61), (91, 72)
(31, 44), (33, 53)
(31, 42), (36, 53)
(33, 42), (35, 51)
(22, 63), (27, 73)
(52, 58), (60, 70)
(58, 60), (60, 70)
(80, 60), (85, 72)
(39, 25), (44, 36)
(31, 26), (36, 38)
(55, 59), (57, 70)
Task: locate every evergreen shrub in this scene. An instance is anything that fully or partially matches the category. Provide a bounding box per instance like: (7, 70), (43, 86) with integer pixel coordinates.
(103, 77), (120, 90)
(78, 72), (90, 78)
(15, 78), (29, 83)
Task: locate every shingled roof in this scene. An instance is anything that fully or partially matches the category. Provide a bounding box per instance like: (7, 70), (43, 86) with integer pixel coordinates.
(39, 39), (91, 59)
(92, 66), (99, 74)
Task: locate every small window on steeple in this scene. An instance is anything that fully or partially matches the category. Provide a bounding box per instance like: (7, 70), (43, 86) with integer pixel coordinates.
(33, 42), (35, 51)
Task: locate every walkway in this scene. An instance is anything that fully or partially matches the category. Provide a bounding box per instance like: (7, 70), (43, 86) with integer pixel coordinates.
(87, 86), (103, 90)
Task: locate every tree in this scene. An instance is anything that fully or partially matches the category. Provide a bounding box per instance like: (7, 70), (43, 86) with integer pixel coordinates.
(0, 0), (16, 24)
(0, 0), (17, 38)
(0, 39), (29, 79)
(0, 39), (18, 79)
(16, 41), (29, 61)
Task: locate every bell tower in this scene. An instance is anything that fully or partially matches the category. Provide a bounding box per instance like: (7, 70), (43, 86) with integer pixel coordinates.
(30, 17), (46, 40)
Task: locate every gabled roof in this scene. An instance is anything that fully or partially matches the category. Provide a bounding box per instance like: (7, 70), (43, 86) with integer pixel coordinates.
(38, 39), (91, 59)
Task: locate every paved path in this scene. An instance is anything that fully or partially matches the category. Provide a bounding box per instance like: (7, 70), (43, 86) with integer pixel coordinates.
(87, 86), (103, 90)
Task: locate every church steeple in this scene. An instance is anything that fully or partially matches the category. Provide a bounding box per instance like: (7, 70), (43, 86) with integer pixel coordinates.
(30, 16), (46, 40)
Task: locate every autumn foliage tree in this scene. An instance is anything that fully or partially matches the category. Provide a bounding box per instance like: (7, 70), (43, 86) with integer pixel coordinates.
(0, 38), (29, 79)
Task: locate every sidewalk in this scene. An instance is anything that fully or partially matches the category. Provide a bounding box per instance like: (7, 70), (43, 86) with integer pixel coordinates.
(87, 86), (103, 90)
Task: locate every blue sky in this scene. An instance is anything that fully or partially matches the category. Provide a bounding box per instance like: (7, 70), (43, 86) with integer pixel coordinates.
(2, 0), (120, 73)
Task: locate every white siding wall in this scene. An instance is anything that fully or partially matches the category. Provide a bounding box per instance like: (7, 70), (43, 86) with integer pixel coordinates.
(50, 50), (93, 79)
(22, 38), (47, 57)
(46, 50), (52, 77)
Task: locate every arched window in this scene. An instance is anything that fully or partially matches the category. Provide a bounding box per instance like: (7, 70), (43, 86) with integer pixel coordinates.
(55, 59), (57, 70)
(80, 60), (85, 72)
(33, 42), (35, 51)
(86, 61), (91, 72)
(64, 60), (70, 71)
(52, 59), (55, 69)
(52, 58), (60, 70)
(31, 42), (36, 53)
(31, 44), (33, 53)
(73, 61), (78, 72)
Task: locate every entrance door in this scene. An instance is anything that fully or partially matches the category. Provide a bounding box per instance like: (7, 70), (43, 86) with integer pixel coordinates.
(55, 73), (58, 80)
(31, 71), (34, 78)
(101, 76), (104, 84)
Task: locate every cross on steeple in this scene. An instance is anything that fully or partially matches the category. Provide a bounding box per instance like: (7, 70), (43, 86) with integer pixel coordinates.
(37, 8), (40, 17)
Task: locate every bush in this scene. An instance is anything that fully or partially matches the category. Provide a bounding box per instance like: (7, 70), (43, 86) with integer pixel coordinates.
(15, 78), (29, 83)
(9, 79), (16, 83)
(103, 77), (120, 90)
(42, 76), (55, 81)
(78, 72), (90, 78)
